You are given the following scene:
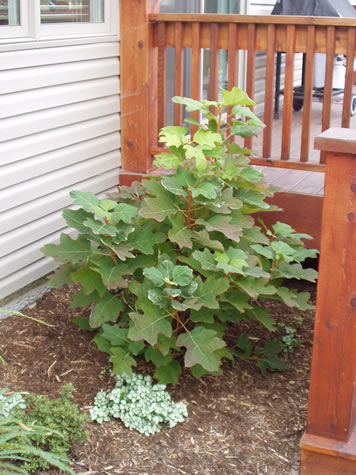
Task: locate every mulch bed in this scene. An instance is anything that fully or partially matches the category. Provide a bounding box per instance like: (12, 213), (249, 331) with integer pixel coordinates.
(0, 281), (316, 474)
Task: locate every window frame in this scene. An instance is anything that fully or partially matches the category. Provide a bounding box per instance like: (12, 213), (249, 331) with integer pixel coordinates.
(0, 0), (29, 39)
(0, 0), (118, 41)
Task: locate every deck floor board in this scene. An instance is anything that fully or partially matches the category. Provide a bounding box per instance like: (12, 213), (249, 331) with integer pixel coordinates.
(252, 98), (356, 196)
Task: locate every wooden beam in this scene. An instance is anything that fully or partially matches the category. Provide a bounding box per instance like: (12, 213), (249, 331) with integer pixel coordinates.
(300, 127), (356, 473)
(120, 0), (160, 174)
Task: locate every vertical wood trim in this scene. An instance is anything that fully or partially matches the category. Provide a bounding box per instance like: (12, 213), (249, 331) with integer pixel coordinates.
(263, 24), (276, 158)
(209, 23), (219, 101)
(342, 28), (355, 128)
(300, 26), (315, 163)
(173, 22), (184, 126)
(321, 27), (336, 164)
(244, 23), (256, 151)
(305, 130), (356, 442)
(120, 0), (160, 173)
(191, 22), (201, 137)
(227, 23), (238, 139)
(157, 22), (167, 133)
(281, 25), (296, 161)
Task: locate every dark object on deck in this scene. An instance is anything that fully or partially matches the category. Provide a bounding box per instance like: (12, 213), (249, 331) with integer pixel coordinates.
(272, 0), (356, 119)
(271, 0), (356, 17)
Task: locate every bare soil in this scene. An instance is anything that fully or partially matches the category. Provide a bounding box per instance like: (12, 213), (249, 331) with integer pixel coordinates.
(0, 281), (316, 475)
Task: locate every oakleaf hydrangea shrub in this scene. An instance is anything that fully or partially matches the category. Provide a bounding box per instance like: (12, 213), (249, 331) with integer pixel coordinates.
(90, 372), (187, 436)
(43, 88), (318, 384)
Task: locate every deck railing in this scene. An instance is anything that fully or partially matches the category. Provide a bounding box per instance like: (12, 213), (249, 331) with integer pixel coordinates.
(120, 1), (356, 181)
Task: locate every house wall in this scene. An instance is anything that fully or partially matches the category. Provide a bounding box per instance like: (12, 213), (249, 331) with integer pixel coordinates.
(0, 39), (121, 300)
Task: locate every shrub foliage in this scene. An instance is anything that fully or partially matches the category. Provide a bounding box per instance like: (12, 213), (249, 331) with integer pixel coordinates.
(43, 88), (318, 384)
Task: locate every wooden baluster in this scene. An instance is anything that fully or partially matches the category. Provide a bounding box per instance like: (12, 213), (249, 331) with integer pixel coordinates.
(209, 23), (219, 103)
(191, 22), (201, 138)
(157, 22), (167, 133)
(207, 22), (219, 121)
(342, 28), (355, 129)
(281, 25), (296, 160)
(300, 26), (315, 162)
(321, 26), (336, 164)
(263, 24), (276, 158)
(227, 23), (238, 141)
(300, 128), (356, 474)
(244, 23), (256, 151)
(173, 22), (184, 126)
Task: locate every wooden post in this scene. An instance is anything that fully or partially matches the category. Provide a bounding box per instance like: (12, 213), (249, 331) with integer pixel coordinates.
(300, 128), (356, 474)
(120, 0), (160, 185)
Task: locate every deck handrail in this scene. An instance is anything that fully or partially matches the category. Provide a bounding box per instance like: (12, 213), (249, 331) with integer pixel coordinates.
(150, 13), (356, 28)
(120, 1), (356, 178)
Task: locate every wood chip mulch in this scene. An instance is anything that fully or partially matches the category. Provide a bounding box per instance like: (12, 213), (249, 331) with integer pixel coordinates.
(0, 281), (316, 475)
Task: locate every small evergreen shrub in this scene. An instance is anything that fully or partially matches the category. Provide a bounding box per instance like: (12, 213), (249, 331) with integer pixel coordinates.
(43, 88), (318, 384)
(17, 384), (88, 473)
(90, 372), (187, 436)
(0, 389), (75, 474)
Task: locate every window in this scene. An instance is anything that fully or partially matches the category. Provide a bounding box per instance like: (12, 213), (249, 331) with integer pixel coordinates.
(0, 0), (116, 41)
(0, 0), (20, 26)
(40, 1), (104, 24)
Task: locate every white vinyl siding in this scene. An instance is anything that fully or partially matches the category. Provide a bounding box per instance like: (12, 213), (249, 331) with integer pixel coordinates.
(0, 40), (121, 299)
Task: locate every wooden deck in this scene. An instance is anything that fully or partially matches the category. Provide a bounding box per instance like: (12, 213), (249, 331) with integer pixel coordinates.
(254, 99), (356, 196)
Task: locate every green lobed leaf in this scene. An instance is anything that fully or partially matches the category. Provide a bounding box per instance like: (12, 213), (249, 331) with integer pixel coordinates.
(62, 208), (93, 234)
(71, 265), (107, 297)
(111, 203), (138, 224)
(277, 288), (315, 310)
(72, 315), (92, 330)
(177, 326), (226, 372)
(126, 222), (166, 255)
(70, 289), (98, 310)
(251, 307), (275, 331)
(47, 264), (77, 288)
(172, 96), (210, 113)
(159, 126), (188, 147)
(110, 347), (137, 376)
(83, 218), (118, 237)
(274, 262), (318, 282)
(193, 230), (224, 252)
(184, 144), (207, 171)
(144, 347), (172, 367)
(197, 216), (243, 243)
(220, 289), (252, 313)
(168, 213), (194, 249)
(222, 87), (256, 106)
(94, 334), (112, 354)
(70, 190), (99, 211)
(101, 324), (128, 346)
(155, 335), (178, 356)
(89, 293), (124, 328)
(42, 234), (91, 264)
(154, 360), (182, 385)
(128, 309), (172, 346)
(192, 249), (218, 271)
(153, 152), (180, 170)
(161, 176), (187, 197)
(90, 256), (130, 289)
(193, 129), (222, 148)
(139, 195), (177, 222)
(190, 181), (221, 200)
(215, 247), (248, 275)
(237, 277), (276, 299)
(193, 275), (230, 310)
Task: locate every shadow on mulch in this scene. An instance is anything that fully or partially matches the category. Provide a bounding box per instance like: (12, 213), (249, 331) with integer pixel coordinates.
(0, 282), (316, 474)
